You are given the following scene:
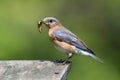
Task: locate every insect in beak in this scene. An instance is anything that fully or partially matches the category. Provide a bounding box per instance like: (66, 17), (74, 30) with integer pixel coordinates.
(38, 20), (43, 33)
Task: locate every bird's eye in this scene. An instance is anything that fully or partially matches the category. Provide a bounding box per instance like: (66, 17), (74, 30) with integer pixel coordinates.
(49, 20), (53, 23)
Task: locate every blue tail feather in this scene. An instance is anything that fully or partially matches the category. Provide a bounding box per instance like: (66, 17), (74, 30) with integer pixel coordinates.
(76, 49), (104, 63)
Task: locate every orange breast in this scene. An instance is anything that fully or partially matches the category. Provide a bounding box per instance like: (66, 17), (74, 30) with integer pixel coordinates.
(53, 39), (76, 53)
(48, 26), (75, 53)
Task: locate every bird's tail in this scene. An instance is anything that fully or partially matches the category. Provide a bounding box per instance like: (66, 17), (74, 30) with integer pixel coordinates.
(77, 49), (104, 63)
(89, 53), (104, 63)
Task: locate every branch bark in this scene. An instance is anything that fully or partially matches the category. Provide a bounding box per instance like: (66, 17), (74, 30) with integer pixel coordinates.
(0, 60), (71, 80)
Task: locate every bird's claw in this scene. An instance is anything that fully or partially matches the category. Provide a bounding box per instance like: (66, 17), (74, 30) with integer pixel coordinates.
(55, 59), (71, 65)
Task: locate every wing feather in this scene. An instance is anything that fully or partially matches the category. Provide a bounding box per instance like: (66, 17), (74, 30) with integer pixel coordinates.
(53, 27), (94, 54)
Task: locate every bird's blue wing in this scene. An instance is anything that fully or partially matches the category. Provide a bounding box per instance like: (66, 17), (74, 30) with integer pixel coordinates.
(54, 27), (103, 63)
(53, 27), (90, 52)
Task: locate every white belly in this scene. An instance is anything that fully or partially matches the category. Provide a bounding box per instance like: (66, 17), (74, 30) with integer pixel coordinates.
(54, 45), (69, 54)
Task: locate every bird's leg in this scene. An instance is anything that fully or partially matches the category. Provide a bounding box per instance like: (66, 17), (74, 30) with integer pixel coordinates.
(62, 53), (73, 65)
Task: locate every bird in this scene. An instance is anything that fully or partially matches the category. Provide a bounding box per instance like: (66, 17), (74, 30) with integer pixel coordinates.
(38, 17), (103, 64)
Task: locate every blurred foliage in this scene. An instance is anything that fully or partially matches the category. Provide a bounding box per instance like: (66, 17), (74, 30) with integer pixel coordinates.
(0, 0), (120, 80)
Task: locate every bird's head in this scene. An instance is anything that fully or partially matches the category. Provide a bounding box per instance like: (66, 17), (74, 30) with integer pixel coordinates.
(42, 17), (61, 28)
(38, 17), (61, 32)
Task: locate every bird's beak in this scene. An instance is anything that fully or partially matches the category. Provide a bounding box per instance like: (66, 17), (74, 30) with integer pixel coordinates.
(38, 20), (48, 33)
(42, 20), (47, 24)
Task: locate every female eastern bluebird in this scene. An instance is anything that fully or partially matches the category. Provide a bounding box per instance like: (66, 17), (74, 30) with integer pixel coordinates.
(38, 17), (103, 64)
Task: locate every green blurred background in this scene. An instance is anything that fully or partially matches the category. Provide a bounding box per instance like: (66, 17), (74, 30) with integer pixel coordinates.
(0, 0), (120, 80)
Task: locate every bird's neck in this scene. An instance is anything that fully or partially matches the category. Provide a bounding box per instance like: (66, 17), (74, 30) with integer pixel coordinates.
(48, 25), (61, 39)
